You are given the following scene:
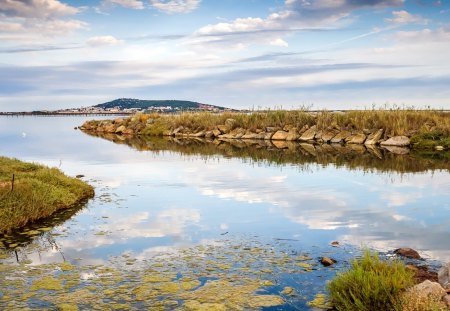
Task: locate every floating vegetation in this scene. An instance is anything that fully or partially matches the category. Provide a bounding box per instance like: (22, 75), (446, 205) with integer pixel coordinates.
(0, 239), (344, 310)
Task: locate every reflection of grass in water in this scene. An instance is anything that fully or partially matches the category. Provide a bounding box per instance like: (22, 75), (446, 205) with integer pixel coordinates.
(0, 239), (343, 310)
(85, 132), (450, 174)
(0, 157), (94, 234)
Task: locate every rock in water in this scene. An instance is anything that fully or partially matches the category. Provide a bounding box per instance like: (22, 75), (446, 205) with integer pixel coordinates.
(320, 257), (336, 266)
(380, 136), (411, 147)
(272, 130), (289, 140)
(364, 129), (384, 145)
(394, 248), (421, 259)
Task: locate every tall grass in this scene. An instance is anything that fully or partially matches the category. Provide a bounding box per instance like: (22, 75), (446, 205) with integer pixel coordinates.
(327, 250), (415, 311)
(0, 157), (94, 233)
(134, 109), (450, 137)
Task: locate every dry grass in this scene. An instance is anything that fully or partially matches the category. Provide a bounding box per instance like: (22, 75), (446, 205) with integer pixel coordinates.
(136, 109), (450, 137)
(0, 157), (94, 233)
(394, 289), (448, 311)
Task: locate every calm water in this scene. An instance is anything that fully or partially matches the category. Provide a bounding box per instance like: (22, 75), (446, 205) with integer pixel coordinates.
(1, 116), (450, 310)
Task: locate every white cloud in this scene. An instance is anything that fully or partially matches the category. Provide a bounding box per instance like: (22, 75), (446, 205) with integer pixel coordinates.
(102, 0), (145, 10)
(386, 10), (428, 24)
(270, 38), (289, 47)
(87, 35), (124, 47)
(0, 0), (79, 18)
(0, 0), (86, 41)
(149, 0), (200, 14)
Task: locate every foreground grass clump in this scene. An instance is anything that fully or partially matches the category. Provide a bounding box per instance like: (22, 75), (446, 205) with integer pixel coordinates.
(0, 157), (94, 233)
(327, 251), (415, 311)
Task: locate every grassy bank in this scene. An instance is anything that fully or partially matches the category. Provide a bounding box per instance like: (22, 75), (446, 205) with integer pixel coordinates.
(81, 109), (450, 150)
(0, 157), (94, 233)
(327, 251), (448, 311)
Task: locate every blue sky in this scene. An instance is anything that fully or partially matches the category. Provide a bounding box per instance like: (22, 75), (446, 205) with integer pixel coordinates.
(1, 0), (449, 111)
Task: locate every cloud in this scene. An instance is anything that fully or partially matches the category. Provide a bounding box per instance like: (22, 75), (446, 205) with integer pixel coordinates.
(87, 35), (124, 47)
(149, 0), (200, 14)
(0, 0), (86, 41)
(0, 0), (79, 18)
(395, 25), (450, 42)
(102, 0), (145, 9)
(386, 10), (428, 24)
(189, 0), (404, 49)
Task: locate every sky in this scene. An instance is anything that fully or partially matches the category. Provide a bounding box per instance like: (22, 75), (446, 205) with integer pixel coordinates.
(0, 0), (449, 111)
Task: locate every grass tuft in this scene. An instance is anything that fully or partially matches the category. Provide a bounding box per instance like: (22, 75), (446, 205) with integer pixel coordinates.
(327, 250), (415, 311)
(0, 156), (94, 233)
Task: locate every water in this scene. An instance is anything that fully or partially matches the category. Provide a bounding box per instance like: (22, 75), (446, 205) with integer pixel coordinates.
(1, 116), (449, 310)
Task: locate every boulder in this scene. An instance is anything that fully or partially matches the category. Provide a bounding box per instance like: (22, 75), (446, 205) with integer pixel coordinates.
(438, 263), (450, 289)
(380, 136), (411, 147)
(444, 295), (450, 307)
(217, 124), (229, 134)
(212, 129), (221, 137)
(330, 241), (339, 247)
(407, 265), (439, 283)
(265, 126), (279, 133)
(330, 130), (351, 143)
(264, 132), (274, 140)
(286, 128), (299, 141)
(122, 128), (134, 135)
(299, 125), (317, 141)
(242, 132), (259, 140)
(394, 248), (421, 259)
(272, 130), (289, 140)
(320, 257), (336, 267)
(321, 129), (339, 143)
(364, 129), (384, 145)
(346, 133), (366, 144)
(115, 125), (126, 134)
(192, 131), (205, 138)
(104, 124), (116, 133)
(411, 280), (446, 299)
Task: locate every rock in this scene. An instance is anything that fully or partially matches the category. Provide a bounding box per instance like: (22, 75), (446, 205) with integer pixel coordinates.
(298, 125), (309, 135)
(380, 135), (410, 147)
(217, 124), (229, 134)
(321, 129), (339, 143)
(407, 265), (439, 283)
(330, 241), (339, 247)
(286, 128), (299, 141)
(320, 257), (336, 267)
(364, 129), (384, 145)
(104, 124), (116, 133)
(172, 126), (184, 135)
(224, 118), (236, 128)
(330, 130), (351, 143)
(346, 133), (366, 144)
(283, 125), (294, 131)
(443, 295), (450, 307)
(272, 130), (289, 140)
(73, 127), (77, 130)
(115, 125), (126, 134)
(212, 129), (221, 137)
(363, 128), (372, 135)
(241, 132), (259, 140)
(204, 131), (214, 139)
(123, 128), (134, 135)
(192, 131), (205, 138)
(435, 145), (444, 151)
(264, 132), (274, 140)
(394, 248), (421, 259)
(411, 280), (446, 299)
(265, 126), (279, 133)
(75, 175), (84, 178)
(438, 263), (450, 289)
(299, 125), (317, 141)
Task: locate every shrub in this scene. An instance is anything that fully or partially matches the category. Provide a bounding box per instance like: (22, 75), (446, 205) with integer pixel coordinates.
(327, 250), (414, 311)
(394, 289), (448, 311)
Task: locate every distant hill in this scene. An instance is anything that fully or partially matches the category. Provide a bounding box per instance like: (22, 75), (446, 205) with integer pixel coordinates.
(95, 98), (227, 111)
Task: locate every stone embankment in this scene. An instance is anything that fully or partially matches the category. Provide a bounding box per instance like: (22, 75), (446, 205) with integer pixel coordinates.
(80, 116), (448, 153)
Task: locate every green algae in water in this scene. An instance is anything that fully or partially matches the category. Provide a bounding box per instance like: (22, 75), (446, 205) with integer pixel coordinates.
(30, 276), (63, 291)
(307, 293), (333, 309)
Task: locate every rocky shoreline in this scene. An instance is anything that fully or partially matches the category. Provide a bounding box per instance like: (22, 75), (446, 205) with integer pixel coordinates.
(80, 115), (449, 154)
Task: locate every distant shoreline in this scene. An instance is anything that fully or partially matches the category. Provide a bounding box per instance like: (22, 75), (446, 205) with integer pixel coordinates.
(0, 112), (132, 116)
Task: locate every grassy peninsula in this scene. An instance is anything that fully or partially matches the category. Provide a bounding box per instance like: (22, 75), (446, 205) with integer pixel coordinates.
(81, 109), (450, 150)
(0, 157), (94, 233)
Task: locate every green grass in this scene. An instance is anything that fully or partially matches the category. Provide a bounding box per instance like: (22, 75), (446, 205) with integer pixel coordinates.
(327, 250), (415, 311)
(0, 157), (94, 233)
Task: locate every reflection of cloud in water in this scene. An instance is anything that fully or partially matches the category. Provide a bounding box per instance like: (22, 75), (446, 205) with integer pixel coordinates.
(185, 164), (450, 260)
(59, 209), (201, 252)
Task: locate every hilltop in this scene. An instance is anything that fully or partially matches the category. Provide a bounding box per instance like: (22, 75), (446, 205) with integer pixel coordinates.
(94, 98), (229, 113)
